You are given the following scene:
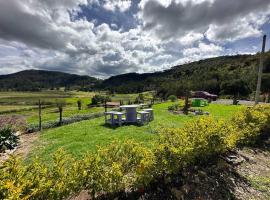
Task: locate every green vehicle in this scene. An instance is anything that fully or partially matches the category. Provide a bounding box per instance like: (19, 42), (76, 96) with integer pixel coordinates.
(192, 98), (209, 107)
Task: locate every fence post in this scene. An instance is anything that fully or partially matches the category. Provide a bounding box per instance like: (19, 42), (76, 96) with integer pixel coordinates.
(38, 99), (42, 131)
(255, 34), (267, 105)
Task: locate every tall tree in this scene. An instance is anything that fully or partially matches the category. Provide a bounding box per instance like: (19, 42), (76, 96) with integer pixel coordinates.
(221, 79), (251, 105)
(56, 99), (66, 125)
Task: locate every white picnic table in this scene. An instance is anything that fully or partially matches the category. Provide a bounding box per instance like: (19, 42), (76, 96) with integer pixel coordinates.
(120, 105), (140, 123)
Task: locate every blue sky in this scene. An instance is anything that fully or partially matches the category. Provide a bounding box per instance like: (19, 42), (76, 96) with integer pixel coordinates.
(0, 0), (269, 78)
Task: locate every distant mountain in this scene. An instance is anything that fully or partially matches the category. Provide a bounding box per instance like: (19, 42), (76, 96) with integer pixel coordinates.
(100, 52), (270, 96)
(0, 70), (100, 91)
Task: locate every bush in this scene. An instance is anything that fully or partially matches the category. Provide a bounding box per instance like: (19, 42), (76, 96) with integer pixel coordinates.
(91, 95), (111, 105)
(168, 104), (179, 111)
(27, 112), (104, 132)
(168, 95), (177, 102)
(155, 117), (238, 174)
(231, 105), (270, 145)
(0, 127), (19, 152)
(0, 150), (85, 199)
(85, 140), (156, 195)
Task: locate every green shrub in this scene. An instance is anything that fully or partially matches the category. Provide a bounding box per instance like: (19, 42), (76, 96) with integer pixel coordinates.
(168, 104), (179, 111)
(168, 95), (177, 102)
(0, 127), (19, 152)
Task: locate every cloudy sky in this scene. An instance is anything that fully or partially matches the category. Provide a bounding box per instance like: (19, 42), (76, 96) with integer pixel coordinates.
(0, 0), (270, 78)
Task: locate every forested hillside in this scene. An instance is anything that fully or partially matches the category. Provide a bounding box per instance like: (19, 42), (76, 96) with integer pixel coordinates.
(100, 52), (270, 98)
(1, 53), (270, 98)
(0, 70), (100, 91)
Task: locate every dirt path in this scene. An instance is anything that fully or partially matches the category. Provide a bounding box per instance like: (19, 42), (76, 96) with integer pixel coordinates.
(15, 132), (39, 157)
(234, 141), (270, 199)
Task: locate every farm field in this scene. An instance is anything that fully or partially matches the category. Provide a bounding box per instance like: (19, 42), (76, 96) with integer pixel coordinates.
(0, 91), (152, 125)
(29, 102), (244, 162)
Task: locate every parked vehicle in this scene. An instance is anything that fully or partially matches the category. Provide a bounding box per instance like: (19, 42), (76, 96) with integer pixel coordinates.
(192, 91), (218, 101)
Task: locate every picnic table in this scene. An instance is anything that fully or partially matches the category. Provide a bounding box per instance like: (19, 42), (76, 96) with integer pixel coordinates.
(120, 105), (140, 123)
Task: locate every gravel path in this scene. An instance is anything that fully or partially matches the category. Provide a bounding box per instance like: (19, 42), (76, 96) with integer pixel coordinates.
(212, 99), (269, 106)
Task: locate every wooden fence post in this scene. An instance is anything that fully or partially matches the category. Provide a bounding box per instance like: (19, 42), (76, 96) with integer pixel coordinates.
(38, 99), (42, 131)
(255, 35), (267, 105)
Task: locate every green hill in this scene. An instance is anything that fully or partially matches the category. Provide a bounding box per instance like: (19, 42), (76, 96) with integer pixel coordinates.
(100, 52), (270, 98)
(0, 70), (100, 91)
(0, 70), (99, 91)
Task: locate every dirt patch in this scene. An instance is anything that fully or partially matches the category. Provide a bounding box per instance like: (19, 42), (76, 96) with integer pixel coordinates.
(15, 132), (39, 157)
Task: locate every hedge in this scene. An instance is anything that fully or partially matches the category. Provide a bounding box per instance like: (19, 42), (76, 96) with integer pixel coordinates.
(27, 112), (104, 133)
(0, 105), (270, 199)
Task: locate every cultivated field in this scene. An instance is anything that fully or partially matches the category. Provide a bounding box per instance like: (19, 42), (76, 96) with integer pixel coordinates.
(0, 91), (151, 125)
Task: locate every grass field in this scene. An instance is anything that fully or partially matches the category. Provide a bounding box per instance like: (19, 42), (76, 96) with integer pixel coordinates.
(29, 102), (244, 162)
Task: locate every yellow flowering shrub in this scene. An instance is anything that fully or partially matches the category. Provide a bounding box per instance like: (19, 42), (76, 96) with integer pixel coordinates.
(231, 105), (270, 145)
(85, 140), (156, 195)
(155, 117), (239, 174)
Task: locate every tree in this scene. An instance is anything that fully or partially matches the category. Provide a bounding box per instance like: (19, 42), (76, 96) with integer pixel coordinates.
(56, 99), (66, 125)
(77, 99), (82, 110)
(221, 79), (251, 105)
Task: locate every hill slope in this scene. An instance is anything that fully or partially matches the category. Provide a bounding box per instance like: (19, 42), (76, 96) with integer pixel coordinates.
(0, 70), (99, 91)
(100, 52), (270, 96)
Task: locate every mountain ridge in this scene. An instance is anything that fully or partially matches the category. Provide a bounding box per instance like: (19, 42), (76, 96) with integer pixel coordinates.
(1, 53), (270, 95)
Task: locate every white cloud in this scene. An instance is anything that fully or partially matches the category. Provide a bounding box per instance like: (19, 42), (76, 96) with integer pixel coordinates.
(0, 0), (269, 78)
(103, 0), (132, 12)
(139, 0), (270, 42)
(179, 42), (224, 64)
(177, 32), (204, 46)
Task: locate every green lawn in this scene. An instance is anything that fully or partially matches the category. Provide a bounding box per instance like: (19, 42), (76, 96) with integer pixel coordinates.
(29, 102), (244, 162)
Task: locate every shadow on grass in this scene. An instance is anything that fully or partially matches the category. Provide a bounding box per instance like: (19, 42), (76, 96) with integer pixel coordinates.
(101, 123), (147, 130)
